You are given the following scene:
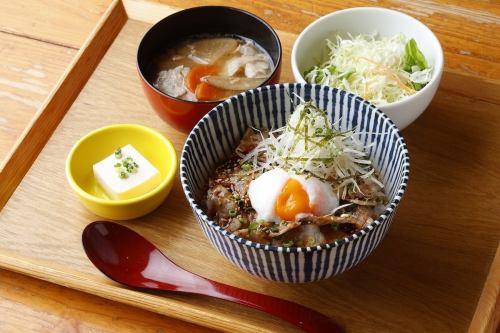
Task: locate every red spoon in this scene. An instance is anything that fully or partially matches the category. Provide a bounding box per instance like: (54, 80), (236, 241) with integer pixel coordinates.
(82, 221), (342, 333)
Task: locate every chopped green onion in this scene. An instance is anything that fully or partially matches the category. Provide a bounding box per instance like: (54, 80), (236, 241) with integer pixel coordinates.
(114, 152), (139, 179)
(282, 240), (294, 247)
(241, 163), (252, 172)
(248, 222), (259, 231)
(228, 209), (237, 217)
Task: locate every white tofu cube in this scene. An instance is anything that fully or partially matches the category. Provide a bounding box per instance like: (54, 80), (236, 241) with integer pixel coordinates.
(93, 144), (161, 200)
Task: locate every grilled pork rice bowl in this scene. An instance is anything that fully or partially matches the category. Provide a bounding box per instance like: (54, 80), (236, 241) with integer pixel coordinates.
(180, 83), (409, 282)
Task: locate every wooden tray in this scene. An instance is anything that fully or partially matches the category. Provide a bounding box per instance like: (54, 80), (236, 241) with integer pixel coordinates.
(0, 1), (498, 332)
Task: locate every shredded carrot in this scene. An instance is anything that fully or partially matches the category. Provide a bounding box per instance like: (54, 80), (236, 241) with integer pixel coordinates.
(388, 72), (416, 93)
(195, 82), (223, 101)
(356, 56), (415, 93)
(185, 65), (219, 93)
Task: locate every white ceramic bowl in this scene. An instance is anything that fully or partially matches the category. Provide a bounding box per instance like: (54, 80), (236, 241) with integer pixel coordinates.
(291, 7), (444, 129)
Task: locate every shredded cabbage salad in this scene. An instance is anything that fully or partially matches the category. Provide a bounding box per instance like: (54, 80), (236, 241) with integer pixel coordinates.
(241, 100), (383, 198)
(304, 33), (432, 105)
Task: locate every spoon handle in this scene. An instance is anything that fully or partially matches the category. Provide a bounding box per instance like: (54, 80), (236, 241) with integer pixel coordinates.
(193, 279), (342, 333)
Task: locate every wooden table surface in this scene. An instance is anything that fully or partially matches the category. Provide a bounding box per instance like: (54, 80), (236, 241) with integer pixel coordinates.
(0, 0), (499, 332)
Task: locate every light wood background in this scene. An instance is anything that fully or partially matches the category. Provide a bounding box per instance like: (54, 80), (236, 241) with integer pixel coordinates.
(0, 0), (499, 332)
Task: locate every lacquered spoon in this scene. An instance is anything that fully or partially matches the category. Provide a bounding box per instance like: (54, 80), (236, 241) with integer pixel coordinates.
(82, 221), (342, 333)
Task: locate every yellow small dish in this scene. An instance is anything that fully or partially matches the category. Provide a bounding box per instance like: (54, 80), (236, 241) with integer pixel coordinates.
(66, 124), (177, 220)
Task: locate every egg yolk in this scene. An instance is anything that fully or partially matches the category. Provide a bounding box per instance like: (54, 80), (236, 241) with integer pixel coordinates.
(275, 179), (311, 221)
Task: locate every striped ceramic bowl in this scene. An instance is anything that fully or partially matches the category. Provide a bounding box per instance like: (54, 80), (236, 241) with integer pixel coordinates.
(180, 83), (410, 282)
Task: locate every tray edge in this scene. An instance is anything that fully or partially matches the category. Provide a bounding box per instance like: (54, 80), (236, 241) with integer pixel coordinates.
(0, 0), (128, 209)
(0, 249), (278, 333)
(468, 244), (500, 333)
(0, 1), (497, 332)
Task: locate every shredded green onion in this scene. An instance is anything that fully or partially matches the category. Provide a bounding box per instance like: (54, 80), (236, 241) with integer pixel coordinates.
(242, 101), (382, 198)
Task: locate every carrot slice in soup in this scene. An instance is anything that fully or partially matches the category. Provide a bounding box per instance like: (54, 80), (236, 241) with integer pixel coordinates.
(185, 65), (219, 93)
(195, 82), (223, 101)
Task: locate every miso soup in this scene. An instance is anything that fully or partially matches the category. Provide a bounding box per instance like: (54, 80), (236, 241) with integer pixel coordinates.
(151, 35), (274, 102)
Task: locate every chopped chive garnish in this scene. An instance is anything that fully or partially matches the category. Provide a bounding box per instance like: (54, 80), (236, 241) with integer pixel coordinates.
(241, 163), (252, 172)
(248, 222), (259, 231)
(113, 150), (139, 179)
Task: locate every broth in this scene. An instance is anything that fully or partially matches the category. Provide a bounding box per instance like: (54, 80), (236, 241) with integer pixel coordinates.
(151, 35), (274, 102)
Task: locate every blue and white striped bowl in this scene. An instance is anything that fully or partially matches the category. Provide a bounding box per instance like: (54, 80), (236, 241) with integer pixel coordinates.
(180, 83), (410, 282)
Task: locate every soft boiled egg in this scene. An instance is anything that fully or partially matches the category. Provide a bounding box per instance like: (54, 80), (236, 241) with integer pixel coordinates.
(247, 168), (339, 222)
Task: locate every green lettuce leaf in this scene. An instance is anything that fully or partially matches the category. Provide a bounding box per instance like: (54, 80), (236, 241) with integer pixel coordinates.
(403, 38), (428, 72)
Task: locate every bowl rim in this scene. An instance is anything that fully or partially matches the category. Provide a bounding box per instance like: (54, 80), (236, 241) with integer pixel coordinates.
(136, 5), (283, 105)
(180, 83), (410, 253)
(290, 6), (444, 110)
(65, 123), (177, 206)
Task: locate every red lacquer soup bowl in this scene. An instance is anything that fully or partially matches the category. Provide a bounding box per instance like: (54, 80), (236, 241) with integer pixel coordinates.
(137, 6), (282, 133)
